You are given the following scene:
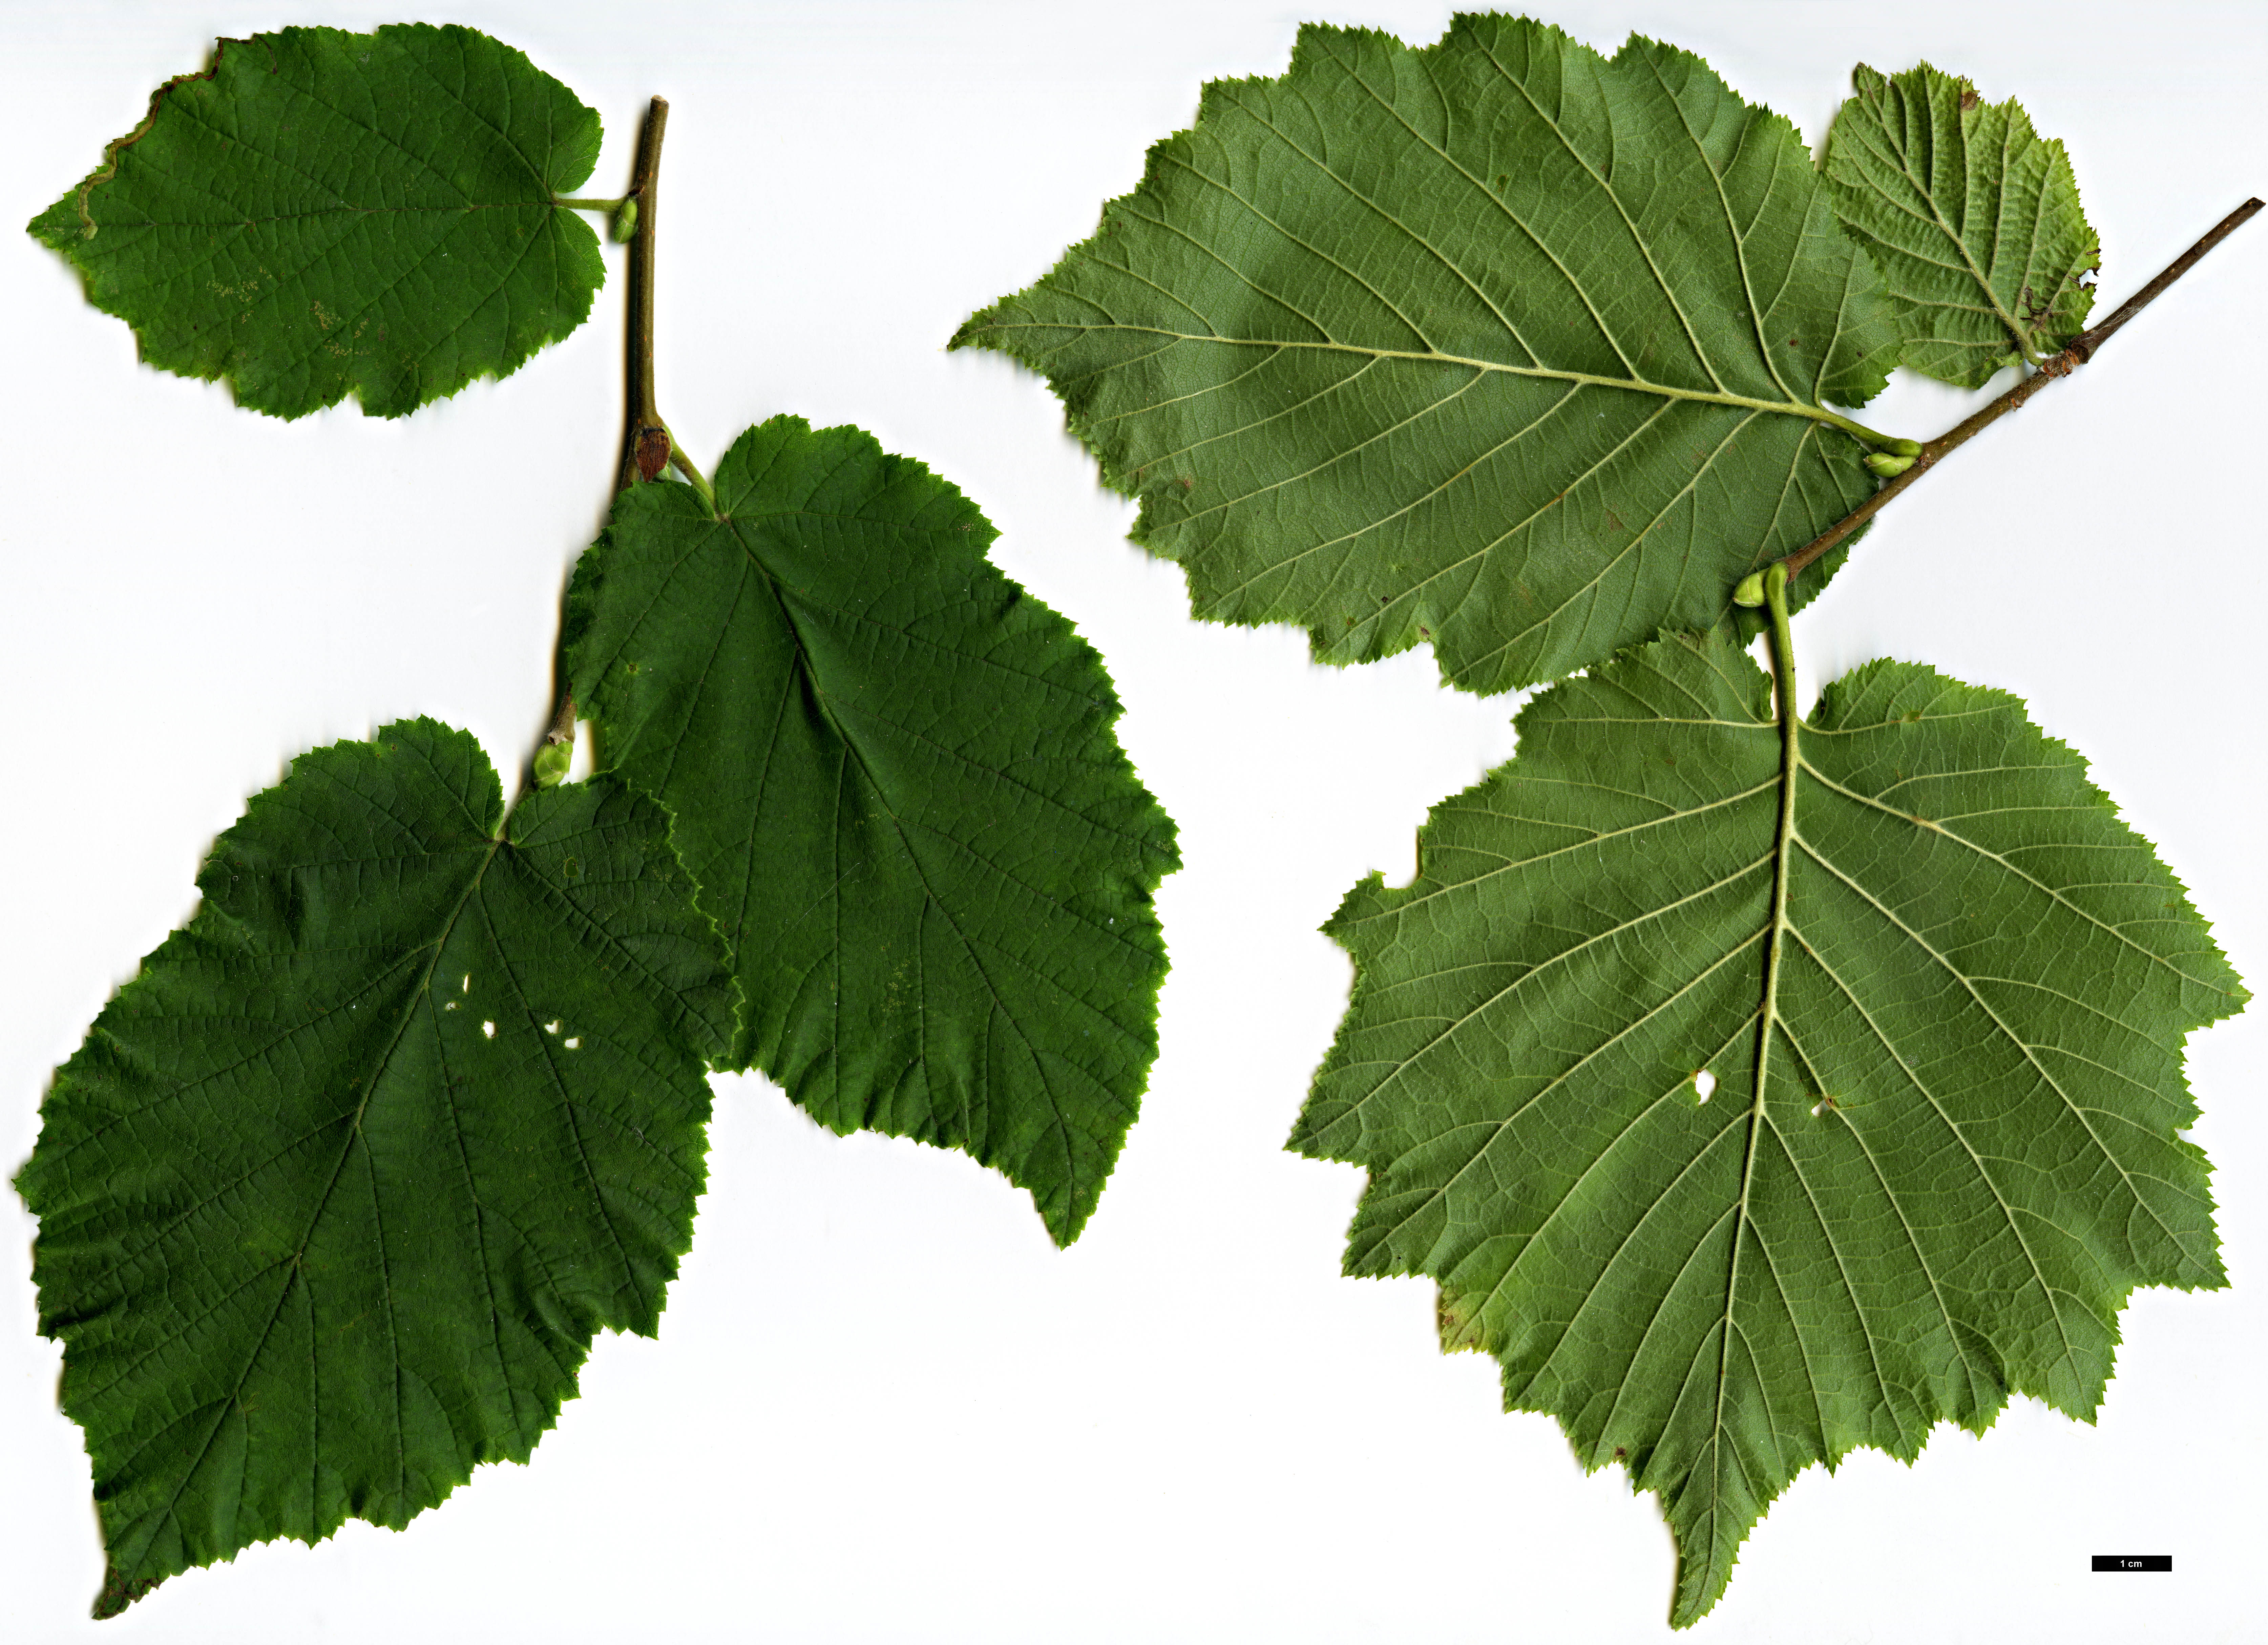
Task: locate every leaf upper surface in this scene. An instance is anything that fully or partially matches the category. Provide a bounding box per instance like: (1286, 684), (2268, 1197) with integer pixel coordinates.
(1294, 627), (2244, 1625)
(953, 16), (1903, 696)
(15, 719), (733, 1616)
(1825, 63), (2099, 388)
(27, 25), (605, 419)
(566, 419), (1180, 1245)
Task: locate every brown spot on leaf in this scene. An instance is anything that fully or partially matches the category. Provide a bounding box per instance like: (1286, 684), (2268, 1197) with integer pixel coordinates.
(1959, 88), (1980, 111)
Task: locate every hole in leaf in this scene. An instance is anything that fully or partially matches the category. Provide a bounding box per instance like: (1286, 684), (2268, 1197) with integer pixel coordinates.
(481, 1021), (495, 1039)
(1694, 1070), (1716, 1103)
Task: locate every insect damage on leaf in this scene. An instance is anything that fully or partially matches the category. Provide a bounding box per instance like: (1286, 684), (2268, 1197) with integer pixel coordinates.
(27, 24), (606, 418)
(566, 417), (1179, 1245)
(953, 15), (1905, 697)
(1295, 625), (2245, 1626)
(15, 719), (735, 1615)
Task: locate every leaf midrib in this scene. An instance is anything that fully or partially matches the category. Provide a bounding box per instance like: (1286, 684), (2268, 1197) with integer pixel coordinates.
(987, 318), (1852, 427)
(103, 202), (558, 227)
(1843, 82), (2041, 365)
(1701, 602), (1804, 1605)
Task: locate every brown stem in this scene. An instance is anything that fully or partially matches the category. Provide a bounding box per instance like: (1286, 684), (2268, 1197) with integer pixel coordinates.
(533, 96), (670, 790)
(616, 96), (671, 494)
(1784, 196), (2262, 583)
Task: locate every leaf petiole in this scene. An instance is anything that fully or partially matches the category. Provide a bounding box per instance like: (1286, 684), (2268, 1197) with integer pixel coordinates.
(1813, 407), (1905, 448)
(668, 442), (716, 513)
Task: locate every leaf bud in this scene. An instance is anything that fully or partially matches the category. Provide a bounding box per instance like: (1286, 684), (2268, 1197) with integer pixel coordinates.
(1884, 437), (1923, 458)
(1864, 451), (1916, 478)
(610, 196), (639, 243)
(533, 741), (573, 789)
(1731, 571), (1767, 608)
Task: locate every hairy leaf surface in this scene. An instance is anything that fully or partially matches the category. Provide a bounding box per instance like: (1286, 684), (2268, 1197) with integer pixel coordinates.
(28, 25), (604, 418)
(16, 720), (733, 1616)
(1295, 627), (2243, 1625)
(1825, 63), (2098, 387)
(954, 16), (1904, 696)
(566, 419), (1179, 1245)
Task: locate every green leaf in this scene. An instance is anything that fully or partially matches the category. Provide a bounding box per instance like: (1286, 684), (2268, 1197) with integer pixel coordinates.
(27, 25), (605, 419)
(565, 418), (1179, 1245)
(952, 16), (1906, 697)
(1825, 63), (2099, 388)
(1294, 625), (2245, 1626)
(15, 719), (734, 1616)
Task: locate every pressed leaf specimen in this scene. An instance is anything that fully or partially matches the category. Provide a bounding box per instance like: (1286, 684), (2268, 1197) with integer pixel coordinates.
(21, 723), (734, 1613)
(958, 14), (2255, 1627)
(564, 417), (1176, 1242)
(1299, 588), (2240, 1623)
(28, 25), (608, 419)
(19, 22), (1175, 1616)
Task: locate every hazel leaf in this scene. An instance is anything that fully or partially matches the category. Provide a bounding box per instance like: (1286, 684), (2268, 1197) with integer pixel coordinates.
(27, 24), (605, 418)
(1296, 626), (2245, 1625)
(954, 16), (1905, 696)
(16, 719), (734, 1615)
(566, 419), (1179, 1245)
(1825, 62), (2100, 387)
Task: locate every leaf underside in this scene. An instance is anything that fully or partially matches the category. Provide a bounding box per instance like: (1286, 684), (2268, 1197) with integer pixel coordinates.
(1825, 62), (2099, 388)
(567, 419), (1180, 1245)
(15, 720), (734, 1616)
(953, 15), (1903, 697)
(1295, 628), (2244, 1626)
(28, 24), (604, 419)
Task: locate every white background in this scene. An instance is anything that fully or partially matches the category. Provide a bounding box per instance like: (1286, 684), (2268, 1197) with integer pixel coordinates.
(2, 2), (2263, 1640)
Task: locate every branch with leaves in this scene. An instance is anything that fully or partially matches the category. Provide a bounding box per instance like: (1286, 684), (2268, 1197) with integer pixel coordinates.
(955, 17), (2255, 1628)
(7, 10), (2259, 1638)
(19, 21), (1175, 1619)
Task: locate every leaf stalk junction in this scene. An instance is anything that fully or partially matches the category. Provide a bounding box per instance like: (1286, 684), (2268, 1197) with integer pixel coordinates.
(1781, 196), (2263, 587)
